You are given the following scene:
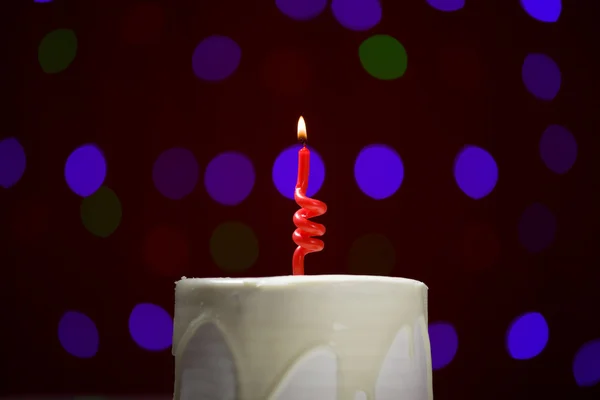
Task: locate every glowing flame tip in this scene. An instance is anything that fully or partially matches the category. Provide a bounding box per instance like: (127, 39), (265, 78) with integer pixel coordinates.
(297, 116), (307, 142)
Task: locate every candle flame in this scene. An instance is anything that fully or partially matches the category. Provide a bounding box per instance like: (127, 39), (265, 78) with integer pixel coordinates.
(297, 116), (307, 143)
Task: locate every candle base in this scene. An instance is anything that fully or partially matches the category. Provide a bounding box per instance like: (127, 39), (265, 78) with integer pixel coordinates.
(173, 275), (433, 400)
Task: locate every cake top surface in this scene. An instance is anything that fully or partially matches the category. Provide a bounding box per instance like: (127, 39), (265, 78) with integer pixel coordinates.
(176, 274), (426, 288)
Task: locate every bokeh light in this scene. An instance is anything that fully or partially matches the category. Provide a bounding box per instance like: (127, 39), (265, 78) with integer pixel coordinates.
(152, 147), (199, 200)
(522, 53), (561, 101)
(210, 221), (259, 272)
(121, 2), (165, 45)
(453, 146), (498, 200)
(143, 225), (189, 277)
(205, 151), (255, 206)
(539, 124), (577, 175)
(348, 233), (395, 275)
(38, 29), (78, 74)
(272, 145), (325, 199)
(573, 338), (600, 387)
(520, 0), (561, 23)
(426, 0), (465, 12)
(58, 311), (99, 358)
(35, 0), (53, 3)
(460, 221), (500, 271)
(81, 186), (122, 238)
(518, 203), (556, 253)
(359, 35), (407, 80)
(65, 144), (107, 197)
(429, 322), (458, 370)
(0, 137), (26, 189)
(192, 35), (241, 82)
(331, 0), (382, 31)
(506, 312), (549, 360)
(276, 0), (327, 21)
(354, 144), (404, 200)
(129, 303), (173, 351)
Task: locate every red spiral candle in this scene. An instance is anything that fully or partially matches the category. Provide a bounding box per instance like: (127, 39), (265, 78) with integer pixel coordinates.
(292, 116), (327, 275)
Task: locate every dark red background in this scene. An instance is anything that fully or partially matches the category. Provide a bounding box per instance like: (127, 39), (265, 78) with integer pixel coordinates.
(3, 0), (600, 398)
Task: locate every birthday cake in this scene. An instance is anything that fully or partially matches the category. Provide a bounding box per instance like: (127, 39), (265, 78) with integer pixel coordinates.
(172, 275), (433, 400)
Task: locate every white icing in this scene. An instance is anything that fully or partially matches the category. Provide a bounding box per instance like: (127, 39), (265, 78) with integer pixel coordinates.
(375, 325), (411, 399)
(178, 322), (236, 400)
(173, 275), (433, 400)
(375, 319), (430, 400)
(414, 318), (432, 400)
(355, 391), (367, 400)
(269, 347), (337, 400)
(333, 323), (348, 331)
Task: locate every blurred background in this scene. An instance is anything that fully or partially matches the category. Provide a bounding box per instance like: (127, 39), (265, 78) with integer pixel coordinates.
(3, 0), (600, 398)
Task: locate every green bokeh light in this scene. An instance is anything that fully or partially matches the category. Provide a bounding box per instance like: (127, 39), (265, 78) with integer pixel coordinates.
(359, 34), (407, 80)
(348, 233), (396, 275)
(81, 186), (122, 238)
(210, 221), (258, 272)
(38, 29), (78, 74)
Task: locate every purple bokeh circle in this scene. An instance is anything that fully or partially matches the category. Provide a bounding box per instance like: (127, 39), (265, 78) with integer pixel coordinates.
(429, 321), (459, 370)
(205, 151), (255, 206)
(539, 125), (577, 174)
(518, 202), (557, 253)
(272, 145), (325, 200)
(128, 303), (173, 351)
(522, 53), (561, 101)
(426, 0), (465, 12)
(331, 0), (382, 31)
(354, 144), (404, 200)
(506, 312), (549, 360)
(192, 35), (241, 82)
(520, 0), (562, 23)
(58, 311), (99, 358)
(453, 146), (498, 200)
(64, 144), (106, 197)
(0, 137), (26, 189)
(152, 147), (199, 200)
(573, 338), (600, 387)
(276, 0), (327, 21)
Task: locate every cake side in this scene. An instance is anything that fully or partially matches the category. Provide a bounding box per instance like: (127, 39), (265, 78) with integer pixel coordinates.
(173, 275), (432, 400)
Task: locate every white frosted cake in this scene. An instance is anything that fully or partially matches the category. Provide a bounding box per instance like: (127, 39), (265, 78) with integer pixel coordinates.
(172, 275), (433, 400)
